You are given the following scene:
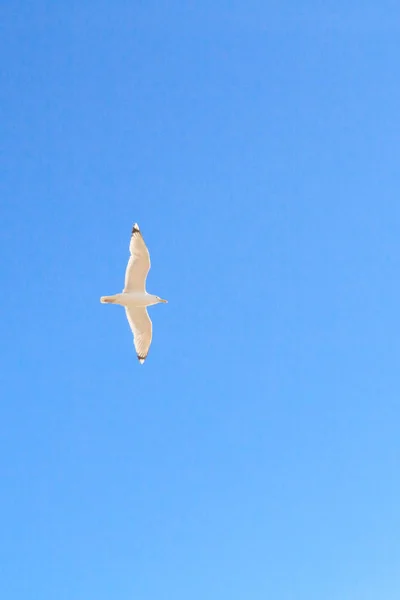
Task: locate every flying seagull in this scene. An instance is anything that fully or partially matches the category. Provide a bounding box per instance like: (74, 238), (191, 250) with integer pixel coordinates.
(101, 224), (167, 364)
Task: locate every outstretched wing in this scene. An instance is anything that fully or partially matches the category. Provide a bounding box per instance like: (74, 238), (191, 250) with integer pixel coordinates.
(124, 223), (151, 292)
(125, 307), (153, 364)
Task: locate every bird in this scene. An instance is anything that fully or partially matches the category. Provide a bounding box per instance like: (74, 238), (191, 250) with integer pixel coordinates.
(100, 223), (167, 364)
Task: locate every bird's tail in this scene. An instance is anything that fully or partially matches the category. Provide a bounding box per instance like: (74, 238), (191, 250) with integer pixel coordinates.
(100, 295), (117, 304)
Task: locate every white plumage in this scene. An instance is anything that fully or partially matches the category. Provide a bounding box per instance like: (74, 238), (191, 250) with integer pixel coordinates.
(100, 224), (167, 364)
(124, 225), (151, 293)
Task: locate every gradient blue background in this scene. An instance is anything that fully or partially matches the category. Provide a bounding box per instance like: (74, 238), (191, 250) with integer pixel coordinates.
(1, 2), (400, 599)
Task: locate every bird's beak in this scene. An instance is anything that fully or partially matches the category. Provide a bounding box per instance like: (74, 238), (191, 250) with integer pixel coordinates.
(159, 298), (168, 304)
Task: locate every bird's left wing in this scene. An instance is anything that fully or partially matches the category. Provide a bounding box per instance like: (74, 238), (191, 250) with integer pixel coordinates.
(125, 307), (153, 364)
(124, 224), (151, 292)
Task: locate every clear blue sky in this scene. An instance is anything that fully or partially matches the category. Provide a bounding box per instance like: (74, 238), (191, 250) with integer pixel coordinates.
(1, 2), (400, 599)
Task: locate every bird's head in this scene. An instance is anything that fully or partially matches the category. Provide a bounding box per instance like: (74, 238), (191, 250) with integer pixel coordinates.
(156, 296), (168, 304)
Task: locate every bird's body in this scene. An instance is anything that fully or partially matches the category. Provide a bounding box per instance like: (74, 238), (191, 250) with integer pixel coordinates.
(100, 224), (167, 364)
(101, 292), (162, 308)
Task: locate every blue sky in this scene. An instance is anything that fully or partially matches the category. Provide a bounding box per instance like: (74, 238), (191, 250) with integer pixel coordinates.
(1, 2), (400, 599)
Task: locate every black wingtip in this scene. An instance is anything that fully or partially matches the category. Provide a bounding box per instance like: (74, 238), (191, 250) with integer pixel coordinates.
(137, 354), (147, 364)
(132, 223), (140, 234)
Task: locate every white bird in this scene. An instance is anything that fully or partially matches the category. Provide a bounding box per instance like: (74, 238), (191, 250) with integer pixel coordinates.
(100, 223), (167, 364)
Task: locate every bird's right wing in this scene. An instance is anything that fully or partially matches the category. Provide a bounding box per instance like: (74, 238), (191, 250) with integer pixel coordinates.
(125, 307), (153, 364)
(124, 224), (151, 292)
